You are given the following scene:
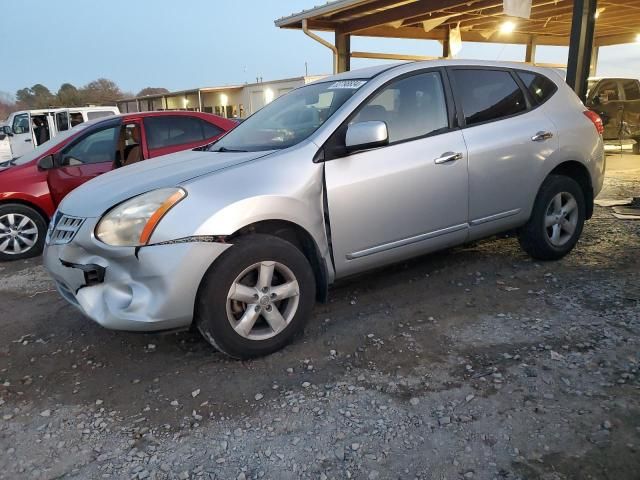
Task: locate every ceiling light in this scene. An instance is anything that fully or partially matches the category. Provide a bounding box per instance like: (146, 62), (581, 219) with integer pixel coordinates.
(500, 21), (516, 34)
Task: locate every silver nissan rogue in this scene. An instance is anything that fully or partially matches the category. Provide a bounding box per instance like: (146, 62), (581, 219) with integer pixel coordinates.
(44, 60), (606, 358)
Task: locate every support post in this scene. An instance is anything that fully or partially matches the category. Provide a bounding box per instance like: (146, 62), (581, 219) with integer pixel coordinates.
(566, 0), (597, 101)
(135, 99), (140, 113)
(198, 90), (202, 112)
(336, 32), (351, 72)
(442, 26), (451, 58)
(163, 95), (167, 111)
(589, 45), (600, 78)
(525, 35), (537, 64)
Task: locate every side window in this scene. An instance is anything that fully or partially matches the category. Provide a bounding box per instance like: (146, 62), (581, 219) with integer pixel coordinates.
(622, 80), (640, 101)
(56, 112), (70, 132)
(61, 127), (118, 166)
(202, 120), (223, 139)
(12, 114), (30, 134)
(516, 71), (557, 105)
(145, 116), (205, 149)
(596, 81), (620, 103)
(451, 69), (527, 126)
(70, 112), (84, 127)
(352, 71), (449, 143)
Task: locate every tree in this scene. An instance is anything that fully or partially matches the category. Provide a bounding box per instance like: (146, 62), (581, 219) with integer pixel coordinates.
(16, 84), (55, 108)
(0, 91), (16, 121)
(80, 78), (123, 105)
(57, 83), (83, 107)
(137, 87), (169, 97)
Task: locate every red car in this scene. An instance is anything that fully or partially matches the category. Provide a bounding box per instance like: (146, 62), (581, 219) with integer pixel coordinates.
(0, 111), (236, 260)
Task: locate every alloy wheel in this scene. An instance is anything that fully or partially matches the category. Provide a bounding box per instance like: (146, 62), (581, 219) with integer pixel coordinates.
(544, 192), (579, 247)
(226, 261), (300, 341)
(0, 213), (39, 255)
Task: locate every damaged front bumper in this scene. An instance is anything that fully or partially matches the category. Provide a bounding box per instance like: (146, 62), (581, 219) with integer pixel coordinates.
(43, 220), (232, 331)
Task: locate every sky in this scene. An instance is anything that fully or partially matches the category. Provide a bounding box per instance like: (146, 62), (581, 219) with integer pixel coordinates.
(1, 0), (639, 98)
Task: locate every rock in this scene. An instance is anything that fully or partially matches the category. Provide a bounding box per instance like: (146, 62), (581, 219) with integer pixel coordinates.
(334, 446), (345, 461)
(438, 416), (451, 426)
(603, 420), (612, 430)
(351, 443), (360, 451)
(40, 410), (51, 417)
(234, 428), (243, 437)
(369, 471), (380, 479)
(302, 382), (311, 388)
(191, 389), (200, 398)
(409, 397), (420, 406)
(465, 394), (475, 402)
(170, 400), (179, 406)
(255, 393), (264, 401)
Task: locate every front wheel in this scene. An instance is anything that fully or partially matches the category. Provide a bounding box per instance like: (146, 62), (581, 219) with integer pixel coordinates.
(0, 204), (47, 261)
(518, 175), (586, 261)
(195, 234), (316, 359)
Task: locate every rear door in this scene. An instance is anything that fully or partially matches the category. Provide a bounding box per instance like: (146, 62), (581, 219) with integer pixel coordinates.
(143, 115), (209, 157)
(47, 125), (119, 205)
(9, 113), (34, 157)
(620, 79), (640, 139)
(448, 67), (558, 235)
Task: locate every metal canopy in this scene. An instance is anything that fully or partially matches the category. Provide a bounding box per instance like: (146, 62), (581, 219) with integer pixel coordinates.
(276, 0), (640, 47)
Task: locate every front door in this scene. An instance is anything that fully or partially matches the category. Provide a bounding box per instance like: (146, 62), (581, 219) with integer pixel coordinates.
(449, 68), (558, 231)
(325, 70), (469, 277)
(9, 113), (33, 158)
(47, 125), (119, 206)
(588, 79), (624, 140)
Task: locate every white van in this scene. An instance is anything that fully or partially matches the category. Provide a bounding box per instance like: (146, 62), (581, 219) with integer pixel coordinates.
(2, 106), (119, 158)
(0, 122), (12, 162)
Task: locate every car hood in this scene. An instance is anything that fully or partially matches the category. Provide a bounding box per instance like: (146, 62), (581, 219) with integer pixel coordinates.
(58, 149), (276, 217)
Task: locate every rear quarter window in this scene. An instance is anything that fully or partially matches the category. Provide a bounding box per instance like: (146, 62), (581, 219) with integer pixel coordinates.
(516, 71), (557, 105)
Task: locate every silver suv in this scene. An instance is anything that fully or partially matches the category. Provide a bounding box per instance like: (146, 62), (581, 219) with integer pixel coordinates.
(44, 61), (606, 358)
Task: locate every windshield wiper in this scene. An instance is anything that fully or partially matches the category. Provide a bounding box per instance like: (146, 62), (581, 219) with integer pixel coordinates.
(211, 146), (248, 153)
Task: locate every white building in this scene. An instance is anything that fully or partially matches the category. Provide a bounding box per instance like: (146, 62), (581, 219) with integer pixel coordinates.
(117, 75), (326, 119)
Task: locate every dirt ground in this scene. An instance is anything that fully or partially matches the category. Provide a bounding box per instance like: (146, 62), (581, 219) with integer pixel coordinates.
(1, 153), (638, 480)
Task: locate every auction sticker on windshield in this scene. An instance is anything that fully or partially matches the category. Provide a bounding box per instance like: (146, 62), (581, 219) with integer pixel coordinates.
(329, 80), (366, 89)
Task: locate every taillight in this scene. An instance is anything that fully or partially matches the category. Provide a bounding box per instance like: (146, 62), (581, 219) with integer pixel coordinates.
(584, 110), (604, 135)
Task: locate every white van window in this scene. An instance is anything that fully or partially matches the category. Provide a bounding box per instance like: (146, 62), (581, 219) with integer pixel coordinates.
(87, 111), (116, 120)
(12, 114), (30, 134)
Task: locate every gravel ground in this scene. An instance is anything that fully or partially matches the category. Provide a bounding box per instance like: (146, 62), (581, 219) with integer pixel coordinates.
(0, 159), (638, 480)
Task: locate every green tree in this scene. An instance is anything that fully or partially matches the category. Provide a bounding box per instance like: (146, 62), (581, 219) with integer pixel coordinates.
(57, 83), (83, 106)
(80, 78), (123, 105)
(137, 87), (169, 97)
(16, 84), (55, 108)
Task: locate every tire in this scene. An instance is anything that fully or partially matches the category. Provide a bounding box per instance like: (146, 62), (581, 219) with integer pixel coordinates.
(0, 204), (47, 261)
(518, 175), (586, 261)
(195, 234), (316, 359)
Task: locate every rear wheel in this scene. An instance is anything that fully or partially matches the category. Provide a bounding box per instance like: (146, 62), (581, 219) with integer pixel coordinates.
(518, 175), (585, 261)
(0, 204), (47, 261)
(195, 234), (316, 359)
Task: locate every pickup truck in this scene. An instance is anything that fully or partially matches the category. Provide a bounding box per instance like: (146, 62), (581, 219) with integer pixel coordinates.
(586, 77), (640, 153)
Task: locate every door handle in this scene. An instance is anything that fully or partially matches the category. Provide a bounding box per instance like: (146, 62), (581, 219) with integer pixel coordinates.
(434, 152), (463, 165)
(531, 131), (553, 142)
(25, 139), (32, 142)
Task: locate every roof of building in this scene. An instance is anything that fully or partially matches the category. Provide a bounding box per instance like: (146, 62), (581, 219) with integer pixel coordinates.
(275, 0), (640, 47)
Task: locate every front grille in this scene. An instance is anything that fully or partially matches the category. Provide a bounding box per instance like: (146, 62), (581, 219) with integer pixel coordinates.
(47, 213), (85, 245)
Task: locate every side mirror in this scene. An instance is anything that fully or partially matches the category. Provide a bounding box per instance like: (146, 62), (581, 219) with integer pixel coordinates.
(2, 126), (14, 136)
(345, 121), (389, 153)
(37, 155), (55, 170)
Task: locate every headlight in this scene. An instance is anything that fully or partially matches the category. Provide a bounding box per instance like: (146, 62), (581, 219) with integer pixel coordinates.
(95, 188), (186, 246)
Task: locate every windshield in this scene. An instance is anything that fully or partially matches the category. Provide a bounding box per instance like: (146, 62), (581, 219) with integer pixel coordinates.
(210, 80), (367, 152)
(9, 120), (95, 166)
